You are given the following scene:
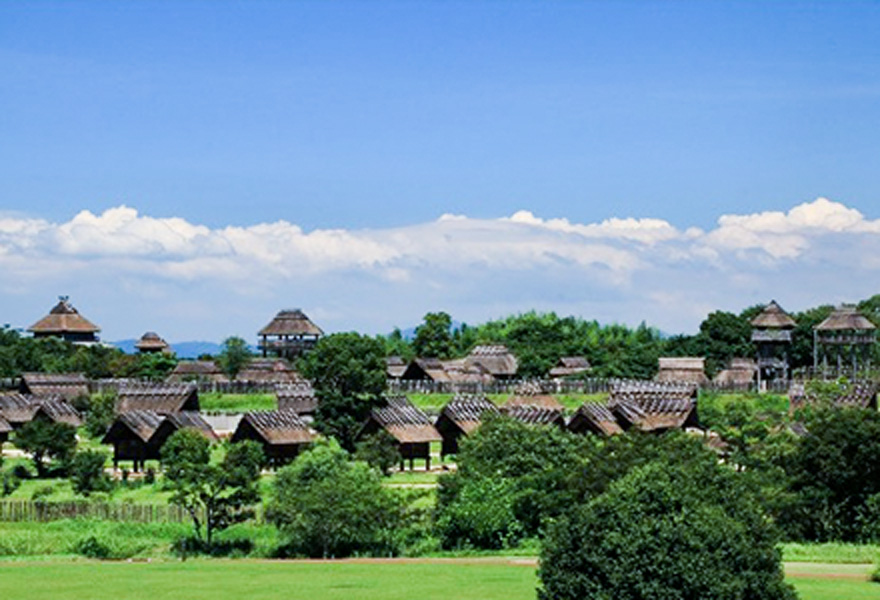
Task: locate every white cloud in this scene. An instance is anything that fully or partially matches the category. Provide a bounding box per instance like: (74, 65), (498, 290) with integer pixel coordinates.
(2, 197), (879, 340)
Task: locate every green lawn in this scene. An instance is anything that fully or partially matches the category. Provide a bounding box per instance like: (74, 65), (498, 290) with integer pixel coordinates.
(200, 393), (277, 412)
(0, 559), (874, 600)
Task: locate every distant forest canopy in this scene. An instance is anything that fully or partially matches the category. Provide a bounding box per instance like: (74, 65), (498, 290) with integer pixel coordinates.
(1, 294), (879, 380)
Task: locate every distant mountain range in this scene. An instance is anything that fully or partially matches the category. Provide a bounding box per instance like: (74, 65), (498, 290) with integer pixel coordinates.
(110, 340), (223, 359)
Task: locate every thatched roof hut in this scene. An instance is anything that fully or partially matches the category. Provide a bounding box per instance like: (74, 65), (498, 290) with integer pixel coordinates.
(20, 372), (89, 401)
(400, 358), (451, 382)
(0, 394), (80, 428)
(549, 357), (591, 379)
(32, 399), (83, 428)
(465, 345), (518, 379)
(815, 305), (877, 332)
(231, 409), (315, 467)
(791, 381), (880, 411)
(505, 381), (565, 411)
(258, 309), (323, 359)
(713, 358), (757, 387)
(568, 402), (623, 436)
(276, 381), (317, 415)
(166, 360), (229, 384)
(27, 297), (100, 344)
(608, 381), (698, 432)
(655, 357), (708, 385)
(116, 383), (199, 413)
(435, 394), (499, 458)
(359, 395), (441, 470)
(135, 332), (172, 354)
(0, 394), (45, 427)
(238, 358), (301, 383)
(386, 356), (407, 379)
(0, 415), (11, 444)
(101, 410), (215, 470)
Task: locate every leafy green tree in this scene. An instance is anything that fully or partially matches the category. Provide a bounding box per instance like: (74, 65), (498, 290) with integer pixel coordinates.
(412, 312), (454, 358)
(13, 420), (77, 477)
(161, 431), (263, 548)
(781, 407), (880, 542)
(85, 391), (118, 438)
(217, 337), (252, 381)
(267, 440), (402, 558)
(435, 415), (593, 548)
(354, 431), (402, 476)
(299, 332), (387, 451)
(134, 352), (179, 381)
(70, 450), (112, 496)
(539, 461), (796, 600)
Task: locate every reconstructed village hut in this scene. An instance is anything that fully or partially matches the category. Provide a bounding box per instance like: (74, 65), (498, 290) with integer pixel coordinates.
(435, 394), (499, 459)
(790, 381), (879, 411)
(655, 357), (708, 385)
(20, 372), (89, 402)
(27, 296), (100, 344)
(231, 409), (315, 467)
(0, 393), (82, 429)
(166, 360), (229, 384)
(751, 300), (796, 385)
(568, 402), (623, 436)
(465, 345), (518, 380)
(398, 358), (494, 387)
(549, 357), (591, 379)
(400, 358), (451, 382)
(359, 395), (441, 470)
(237, 358), (301, 383)
(813, 305), (877, 375)
(501, 404), (567, 429)
(102, 410), (216, 471)
(713, 358), (757, 388)
(386, 356), (407, 380)
(505, 381), (565, 411)
(135, 332), (172, 354)
(275, 381), (317, 416)
(258, 309), (323, 359)
(116, 383), (199, 413)
(608, 381), (699, 432)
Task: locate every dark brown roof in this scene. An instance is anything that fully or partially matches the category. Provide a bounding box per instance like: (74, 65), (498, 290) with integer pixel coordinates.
(611, 397), (697, 431)
(438, 394), (499, 434)
(549, 356), (591, 378)
(751, 300), (796, 329)
(238, 359), (302, 383)
(0, 415), (11, 434)
(276, 381), (317, 414)
(235, 409), (314, 445)
(0, 394), (42, 423)
(815, 305), (877, 331)
(367, 395), (442, 443)
(258, 309), (324, 337)
(116, 384), (199, 413)
(466, 345), (518, 377)
(505, 381), (565, 411)
(569, 402), (623, 436)
(33, 399), (83, 427)
(102, 410), (215, 444)
(21, 372), (90, 400)
(135, 331), (171, 352)
(166, 361), (229, 383)
(27, 297), (100, 334)
(655, 358), (708, 385)
(501, 404), (566, 427)
(164, 412), (218, 441)
(610, 380), (698, 402)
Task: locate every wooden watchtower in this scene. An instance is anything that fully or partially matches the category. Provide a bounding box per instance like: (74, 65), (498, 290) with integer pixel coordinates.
(750, 300), (795, 388)
(813, 305), (877, 378)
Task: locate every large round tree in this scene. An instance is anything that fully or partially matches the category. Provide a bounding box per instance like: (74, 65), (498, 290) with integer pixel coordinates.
(539, 461), (796, 600)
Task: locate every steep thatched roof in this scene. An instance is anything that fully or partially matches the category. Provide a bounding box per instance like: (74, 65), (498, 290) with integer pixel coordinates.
(238, 359), (301, 383)
(276, 381), (317, 414)
(234, 409), (315, 445)
(568, 402), (623, 436)
(437, 394), (499, 434)
(386, 356), (408, 379)
(258, 309), (323, 337)
(21, 372), (89, 400)
(116, 384), (199, 413)
(102, 410), (166, 444)
(501, 404), (566, 427)
(655, 357), (708, 385)
(608, 380), (698, 431)
(0, 394), (42, 424)
(815, 305), (877, 331)
(466, 345), (518, 377)
(751, 300), (796, 329)
(33, 400), (83, 427)
(611, 380), (698, 402)
(0, 415), (11, 434)
(27, 297), (100, 334)
(166, 361), (229, 383)
(505, 381), (565, 411)
(364, 395), (441, 444)
(135, 332), (171, 352)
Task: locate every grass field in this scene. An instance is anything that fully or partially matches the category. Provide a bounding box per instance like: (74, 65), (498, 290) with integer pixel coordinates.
(199, 393), (277, 412)
(0, 559), (875, 600)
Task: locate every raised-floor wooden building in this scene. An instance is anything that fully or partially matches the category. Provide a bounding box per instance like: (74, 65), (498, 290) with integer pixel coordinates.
(258, 309), (323, 359)
(20, 372), (89, 402)
(435, 394), (499, 459)
(231, 409), (315, 467)
(27, 296), (100, 345)
(116, 384), (199, 413)
(135, 332), (172, 354)
(359, 395), (441, 470)
(102, 410), (216, 471)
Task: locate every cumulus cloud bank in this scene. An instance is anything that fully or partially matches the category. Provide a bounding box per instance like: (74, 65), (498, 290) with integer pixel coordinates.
(1, 197), (878, 340)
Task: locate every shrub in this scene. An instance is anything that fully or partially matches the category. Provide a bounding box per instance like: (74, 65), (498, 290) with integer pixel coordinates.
(85, 391), (117, 438)
(1, 471), (20, 496)
(70, 450), (112, 496)
(354, 431), (402, 476)
(13, 419), (77, 477)
(267, 440), (403, 558)
(539, 461), (796, 600)
(434, 476), (522, 549)
(74, 535), (112, 559)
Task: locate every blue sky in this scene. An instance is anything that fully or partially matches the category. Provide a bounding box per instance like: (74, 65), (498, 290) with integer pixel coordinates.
(1, 2), (879, 342)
